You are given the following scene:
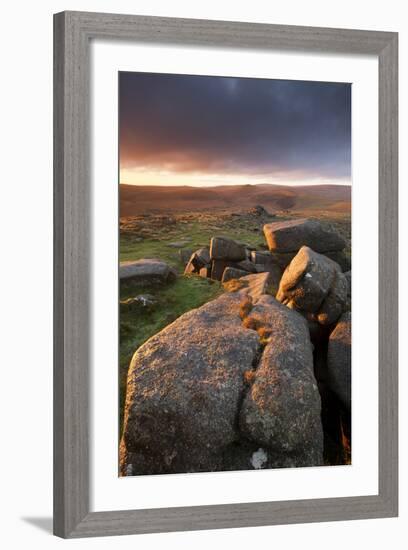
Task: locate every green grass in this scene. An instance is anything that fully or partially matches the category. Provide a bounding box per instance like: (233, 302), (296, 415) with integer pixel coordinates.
(119, 275), (222, 430)
(118, 210), (351, 433)
(119, 217), (262, 431)
(119, 221), (269, 269)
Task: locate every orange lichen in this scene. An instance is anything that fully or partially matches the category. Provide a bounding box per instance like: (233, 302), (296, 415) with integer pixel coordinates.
(242, 316), (259, 330)
(224, 278), (249, 293)
(243, 369), (257, 385)
(239, 296), (253, 320)
(257, 326), (272, 345)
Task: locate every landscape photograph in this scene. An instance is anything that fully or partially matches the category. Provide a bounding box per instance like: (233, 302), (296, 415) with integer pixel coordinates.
(118, 72), (352, 476)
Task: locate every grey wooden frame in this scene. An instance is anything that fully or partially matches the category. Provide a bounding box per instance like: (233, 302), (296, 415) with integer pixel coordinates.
(54, 10), (398, 538)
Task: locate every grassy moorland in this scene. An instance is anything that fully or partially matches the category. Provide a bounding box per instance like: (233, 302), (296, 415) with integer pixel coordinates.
(119, 275), (222, 424)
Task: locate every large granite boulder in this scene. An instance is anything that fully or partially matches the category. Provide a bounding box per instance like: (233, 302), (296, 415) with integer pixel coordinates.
(120, 281), (324, 475)
(120, 293), (260, 475)
(210, 236), (247, 261)
(239, 295), (324, 467)
(327, 312), (351, 410)
(276, 246), (347, 326)
(120, 259), (177, 285)
(263, 218), (346, 254)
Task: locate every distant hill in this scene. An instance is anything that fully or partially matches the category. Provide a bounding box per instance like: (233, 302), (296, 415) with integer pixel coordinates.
(120, 183), (351, 216)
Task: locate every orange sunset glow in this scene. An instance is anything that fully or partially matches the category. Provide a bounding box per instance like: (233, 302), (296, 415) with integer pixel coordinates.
(119, 72), (351, 189)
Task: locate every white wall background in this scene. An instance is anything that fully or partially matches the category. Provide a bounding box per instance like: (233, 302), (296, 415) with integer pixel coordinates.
(0, 0), (405, 548)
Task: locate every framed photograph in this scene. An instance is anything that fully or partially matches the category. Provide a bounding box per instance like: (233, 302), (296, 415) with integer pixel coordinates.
(54, 11), (398, 538)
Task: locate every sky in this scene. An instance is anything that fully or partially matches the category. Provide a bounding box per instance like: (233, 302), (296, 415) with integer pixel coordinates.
(119, 72), (351, 187)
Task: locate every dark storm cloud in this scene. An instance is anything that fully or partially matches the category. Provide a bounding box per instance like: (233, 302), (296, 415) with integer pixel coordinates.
(119, 72), (351, 180)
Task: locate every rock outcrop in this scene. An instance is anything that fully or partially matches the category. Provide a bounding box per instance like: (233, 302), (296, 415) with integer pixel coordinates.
(184, 237), (282, 285)
(262, 218), (349, 272)
(120, 211), (351, 473)
(120, 293), (261, 475)
(327, 312), (351, 411)
(120, 289), (323, 475)
(120, 259), (177, 285)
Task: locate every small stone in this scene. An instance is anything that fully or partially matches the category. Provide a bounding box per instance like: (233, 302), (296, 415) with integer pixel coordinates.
(250, 448), (268, 469)
(120, 294), (157, 312)
(120, 259), (177, 285)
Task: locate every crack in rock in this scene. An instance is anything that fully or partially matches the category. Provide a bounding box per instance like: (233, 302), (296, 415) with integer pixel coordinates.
(120, 280), (324, 475)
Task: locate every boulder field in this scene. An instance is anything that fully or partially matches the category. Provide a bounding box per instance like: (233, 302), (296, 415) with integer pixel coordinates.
(120, 217), (352, 473)
(120, 275), (323, 475)
(182, 219), (349, 290)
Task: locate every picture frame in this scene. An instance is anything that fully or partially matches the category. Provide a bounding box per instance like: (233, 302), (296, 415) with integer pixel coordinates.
(53, 10), (398, 538)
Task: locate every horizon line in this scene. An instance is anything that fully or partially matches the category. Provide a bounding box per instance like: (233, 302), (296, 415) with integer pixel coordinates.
(119, 181), (352, 188)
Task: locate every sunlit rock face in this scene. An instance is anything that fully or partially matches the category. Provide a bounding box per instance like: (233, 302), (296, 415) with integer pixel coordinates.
(120, 290), (323, 476)
(239, 295), (323, 467)
(263, 218), (346, 254)
(276, 246), (348, 326)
